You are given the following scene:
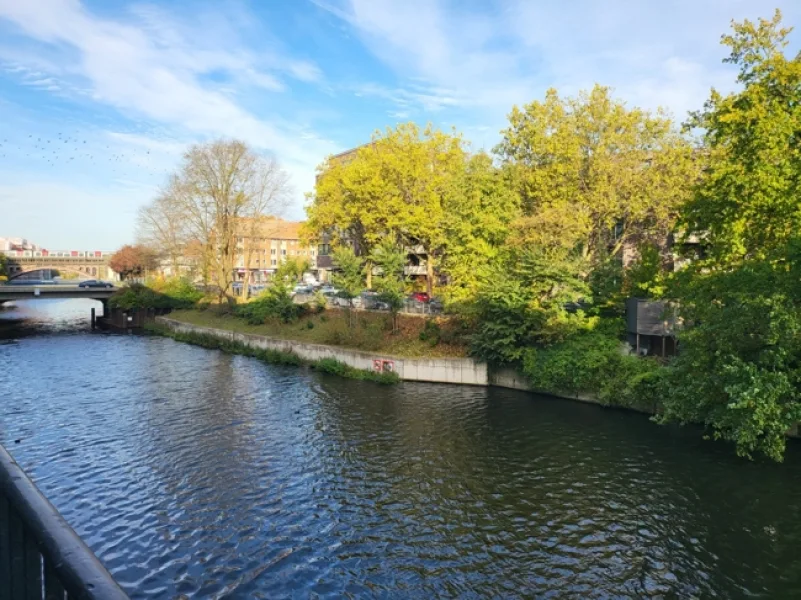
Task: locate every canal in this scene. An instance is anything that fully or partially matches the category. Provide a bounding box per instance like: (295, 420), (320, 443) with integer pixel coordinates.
(2, 299), (801, 598)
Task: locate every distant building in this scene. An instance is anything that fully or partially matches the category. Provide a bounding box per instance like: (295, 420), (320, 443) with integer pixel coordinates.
(0, 237), (38, 252)
(234, 217), (319, 283)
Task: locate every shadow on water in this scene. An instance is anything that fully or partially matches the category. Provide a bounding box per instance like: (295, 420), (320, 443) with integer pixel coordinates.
(2, 300), (801, 598)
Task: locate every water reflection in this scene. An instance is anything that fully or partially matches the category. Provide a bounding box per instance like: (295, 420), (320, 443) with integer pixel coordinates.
(2, 301), (801, 598)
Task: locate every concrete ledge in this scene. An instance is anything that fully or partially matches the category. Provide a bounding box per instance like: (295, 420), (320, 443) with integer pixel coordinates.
(154, 317), (625, 411)
(156, 317), (487, 386)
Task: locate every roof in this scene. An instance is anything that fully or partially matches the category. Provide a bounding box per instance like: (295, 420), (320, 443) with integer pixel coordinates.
(241, 217), (304, 240)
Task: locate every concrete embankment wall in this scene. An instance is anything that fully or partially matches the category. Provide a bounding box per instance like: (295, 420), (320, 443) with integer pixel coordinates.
(155, 317), (614, 409)
(156, 317), (488, 386)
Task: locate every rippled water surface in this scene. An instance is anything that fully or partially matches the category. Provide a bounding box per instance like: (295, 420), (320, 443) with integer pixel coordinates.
(3, 299), (801, 598)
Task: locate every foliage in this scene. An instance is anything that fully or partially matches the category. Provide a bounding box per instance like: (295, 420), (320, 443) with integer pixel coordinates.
(275, 256), (312, 284)
(148, 276), (204, 305)
(497, 85), (698, 270)
(623, 243), (667, 299)
(331, 246), (364, 328)
(419, 319), (441, 346)
(109, 244), (158, 280)
(108, 279), (201, 310)
(369, 240), (407, 332)
(236, 284), (304, 324)
(148, 139), (290, 301)
(146, 323), (302, 366)
(470, 247), (595, 364)
(680, 10), (801, 267)
(440, 153), (521, 303)
(0, 253), (7, 281)
(661, 259), (801, 461)
(311, 357), (400, 384)
(661, 11), (801, 462)
(521, 322), (663, 412)
(307, 122), (466, 294)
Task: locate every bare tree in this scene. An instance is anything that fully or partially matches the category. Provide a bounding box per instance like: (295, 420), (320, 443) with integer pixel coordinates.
(169, 140), (291, 302)
(136, 189), (189, 275)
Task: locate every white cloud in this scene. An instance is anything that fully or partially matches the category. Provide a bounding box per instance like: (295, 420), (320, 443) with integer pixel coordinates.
(0, 0), (338, 214)
(318, 0), (801, 124)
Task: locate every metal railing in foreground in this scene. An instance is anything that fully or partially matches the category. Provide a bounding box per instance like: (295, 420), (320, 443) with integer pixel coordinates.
(0, 443), (129, 600)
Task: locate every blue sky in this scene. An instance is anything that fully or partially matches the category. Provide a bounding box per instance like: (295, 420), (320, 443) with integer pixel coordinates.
(1, 0), (799, 250)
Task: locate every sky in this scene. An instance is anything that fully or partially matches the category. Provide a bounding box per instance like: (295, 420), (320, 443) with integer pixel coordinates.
(0, 0), (799, 250)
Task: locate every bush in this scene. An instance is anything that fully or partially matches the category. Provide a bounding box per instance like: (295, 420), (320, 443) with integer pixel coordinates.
(109, 279), (202, 310)
(236, 285), (300, 324)
(419, 319), (441, 346)
(145, 323), (302, 366)
(312, 358), (399, 384)
(521, 322), (663, 412)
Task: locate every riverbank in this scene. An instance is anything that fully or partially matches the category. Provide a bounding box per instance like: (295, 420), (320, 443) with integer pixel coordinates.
(155, 315), (633, 412)
(167, 308), (468, 358)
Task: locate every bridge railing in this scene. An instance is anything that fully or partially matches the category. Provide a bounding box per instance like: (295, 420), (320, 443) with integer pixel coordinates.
(0, 443), (129, 600)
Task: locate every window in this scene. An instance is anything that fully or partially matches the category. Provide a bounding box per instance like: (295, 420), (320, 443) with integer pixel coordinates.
(282, 249), (286, 255)
(271, 259), (277, 266)
(271, 248), (276, 255)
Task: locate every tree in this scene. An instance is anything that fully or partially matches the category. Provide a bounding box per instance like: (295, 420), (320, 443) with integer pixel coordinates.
(274, 256), (311, 285)
(331, 246), (364, 328)
(136, 191), (188, 276)
(496, 85), (698, 270)
(0, 253), (7, 280)
(441, 152), (521, 304)
(369, 240), (407, 332)
(165, 140), (290, 304)
(109, 244), (158, 281)
(307, 123), (466, 295)
(661, 11), (801, 461)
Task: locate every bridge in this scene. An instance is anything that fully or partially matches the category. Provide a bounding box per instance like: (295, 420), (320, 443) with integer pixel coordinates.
(4, 254), (115, 282)
(0, 284), (116, 302)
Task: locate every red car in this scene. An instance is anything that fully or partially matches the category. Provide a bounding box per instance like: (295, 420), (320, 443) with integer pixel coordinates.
(410, 291), (430, 303)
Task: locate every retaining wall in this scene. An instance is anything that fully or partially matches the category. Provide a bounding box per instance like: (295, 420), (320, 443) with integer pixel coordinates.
(157, 317), (487, 386)
(155, 317), (613, 408)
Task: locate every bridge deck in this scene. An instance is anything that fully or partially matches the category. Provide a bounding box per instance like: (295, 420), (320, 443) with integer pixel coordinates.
(0, 285), (116, 301)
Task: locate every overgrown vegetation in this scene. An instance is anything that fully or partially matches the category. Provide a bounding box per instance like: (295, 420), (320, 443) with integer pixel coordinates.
(147, 322), (400, 384)
(108, 277), (203, 310)
(311, 357), (399, 384)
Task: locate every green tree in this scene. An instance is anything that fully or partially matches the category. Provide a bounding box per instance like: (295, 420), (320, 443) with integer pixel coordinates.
(497, 85), (698, 269)
(331, 246), (364, 328)
(369, 240), (407, 333)
(662, 11), (801, 461)
(441, 153), (521, 304)
(308, 123), (466, 295)
(0, 253), (7, 280)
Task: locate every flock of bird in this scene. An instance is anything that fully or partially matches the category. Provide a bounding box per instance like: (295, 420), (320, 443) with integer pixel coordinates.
(0, 133), (167, 177)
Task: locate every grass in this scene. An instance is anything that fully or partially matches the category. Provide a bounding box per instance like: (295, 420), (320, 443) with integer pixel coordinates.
(166, 307), (468, 359)
(146, 322), (400, 384)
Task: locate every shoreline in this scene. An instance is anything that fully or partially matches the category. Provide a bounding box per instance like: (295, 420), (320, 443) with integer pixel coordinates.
(154, 315), (638, 412)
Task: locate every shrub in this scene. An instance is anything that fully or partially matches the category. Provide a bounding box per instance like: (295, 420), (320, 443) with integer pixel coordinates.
(419, 319), (441, 346)
(521, 322), (663, 412)
(236, 285), (299, 324)
(312, 358), (399, 384)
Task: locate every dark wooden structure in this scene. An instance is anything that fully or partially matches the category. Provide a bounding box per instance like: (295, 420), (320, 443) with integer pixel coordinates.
(625, 298), (679, 357)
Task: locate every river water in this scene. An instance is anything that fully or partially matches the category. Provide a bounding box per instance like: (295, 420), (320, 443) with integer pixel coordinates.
(2, 299), (801, 598)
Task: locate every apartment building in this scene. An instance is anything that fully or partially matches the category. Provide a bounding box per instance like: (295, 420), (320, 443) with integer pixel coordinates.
(234, 217), (318, 283)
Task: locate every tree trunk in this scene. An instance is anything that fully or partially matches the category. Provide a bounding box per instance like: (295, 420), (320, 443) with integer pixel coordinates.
(426, 252), (434, 296)
(366, 260), (372, 290)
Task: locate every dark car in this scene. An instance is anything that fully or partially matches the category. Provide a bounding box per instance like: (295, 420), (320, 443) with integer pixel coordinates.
(78, 280), (114, 288)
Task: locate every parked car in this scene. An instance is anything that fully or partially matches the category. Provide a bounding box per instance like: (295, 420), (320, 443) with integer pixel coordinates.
(78, 280), (114, 288)
(321, 285), (339, 296)
(409, 291), (430, 303)
(361, 291), (390, 311)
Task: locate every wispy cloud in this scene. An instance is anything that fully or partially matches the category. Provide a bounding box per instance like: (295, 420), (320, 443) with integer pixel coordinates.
(317, 0), (801, 123)
(0, 0), (338, 209)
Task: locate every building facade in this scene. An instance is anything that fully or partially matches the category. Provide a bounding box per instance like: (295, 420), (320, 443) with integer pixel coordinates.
(234, 218), (319, 283)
